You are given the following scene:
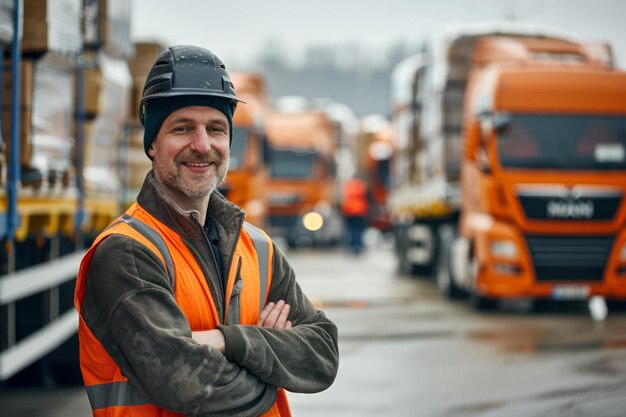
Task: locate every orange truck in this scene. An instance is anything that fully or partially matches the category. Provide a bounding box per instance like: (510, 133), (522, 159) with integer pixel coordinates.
(390, 22), (626, 309)
(264, 109), (342, 248)
(219, 72), (271, 228)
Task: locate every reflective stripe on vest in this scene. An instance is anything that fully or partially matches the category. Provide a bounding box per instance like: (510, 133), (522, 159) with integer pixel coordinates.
(86, 381), (148, 409)
(243, 222), (270, 315)
(107, 214), (176, 290)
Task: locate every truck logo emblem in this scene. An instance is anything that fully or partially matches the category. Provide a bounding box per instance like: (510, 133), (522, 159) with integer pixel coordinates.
(546, 200), (594, 219)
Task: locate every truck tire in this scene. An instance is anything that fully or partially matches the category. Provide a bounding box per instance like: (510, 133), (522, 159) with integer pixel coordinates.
(436, 226), (465, 299)
(395, 226), (423, 277)
(394, 222), (436, 278)
(399, 252), (428, 277)
(394, 230), (410, 275)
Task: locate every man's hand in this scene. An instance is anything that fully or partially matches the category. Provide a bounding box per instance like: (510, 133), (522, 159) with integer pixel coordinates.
(192, 300), (291, 353)
(192, 300), (292, 353)
(258, 300), (292, 329)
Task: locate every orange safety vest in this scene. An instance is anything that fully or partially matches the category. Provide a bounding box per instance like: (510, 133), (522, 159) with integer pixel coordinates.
(341, 178), (369, 217)
(74, 203), (291, 417)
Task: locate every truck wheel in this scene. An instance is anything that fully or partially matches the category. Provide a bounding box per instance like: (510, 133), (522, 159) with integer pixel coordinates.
(400, 256), (429, 277)
(395, 236), (410, 275)
(436, 227), (465, 299)
(396, 234), (428, 277)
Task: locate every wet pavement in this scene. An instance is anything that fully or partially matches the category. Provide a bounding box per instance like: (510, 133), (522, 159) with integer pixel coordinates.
(287, 238), (626, 417)
(2, 235), (626, 416)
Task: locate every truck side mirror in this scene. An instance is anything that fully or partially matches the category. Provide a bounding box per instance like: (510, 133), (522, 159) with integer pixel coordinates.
(464, 120), (482, 161)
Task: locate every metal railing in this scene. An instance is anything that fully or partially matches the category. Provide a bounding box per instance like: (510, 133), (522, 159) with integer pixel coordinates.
(0, 0), (86, 381)
(0, 250), (84, 380)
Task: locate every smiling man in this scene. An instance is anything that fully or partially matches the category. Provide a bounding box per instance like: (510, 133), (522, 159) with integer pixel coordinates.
(150, 106), (231, 211)
(74, 45), (339, 417)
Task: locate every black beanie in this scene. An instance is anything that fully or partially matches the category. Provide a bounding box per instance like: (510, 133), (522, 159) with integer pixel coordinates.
(143, 96), (233, 158)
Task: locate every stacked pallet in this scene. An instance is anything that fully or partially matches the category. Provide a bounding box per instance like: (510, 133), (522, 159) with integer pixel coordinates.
(121, 41), (165, 207)
(79, 0), (134, 232)
(0, 0), (82, 240)
(1, 0), (82, 193)
(0, 0), (136, 239)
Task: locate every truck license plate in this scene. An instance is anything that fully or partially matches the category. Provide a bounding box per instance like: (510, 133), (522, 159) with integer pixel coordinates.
(552, 285), (590, 300)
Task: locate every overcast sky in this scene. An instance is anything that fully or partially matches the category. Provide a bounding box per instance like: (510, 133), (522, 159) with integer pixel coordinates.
(132, 0), (626, 70)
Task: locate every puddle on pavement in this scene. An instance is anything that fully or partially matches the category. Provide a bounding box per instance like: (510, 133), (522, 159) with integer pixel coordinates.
(340, 329), (454, 342)
(319, 297), (424, 309)
(466, 326), (626, 354)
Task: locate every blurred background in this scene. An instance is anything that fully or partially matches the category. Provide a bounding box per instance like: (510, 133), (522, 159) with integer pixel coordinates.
(2, 1), (626, 416)
(133, 0), (626, 117)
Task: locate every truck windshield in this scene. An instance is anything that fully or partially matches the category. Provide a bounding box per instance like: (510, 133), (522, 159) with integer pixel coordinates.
(270, 149), (316, 178)
(229, 127), (248, 169)
(498, 114), (626, 170)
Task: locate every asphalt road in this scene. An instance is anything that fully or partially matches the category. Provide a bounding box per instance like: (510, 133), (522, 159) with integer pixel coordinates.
(2, 234), (626, 417)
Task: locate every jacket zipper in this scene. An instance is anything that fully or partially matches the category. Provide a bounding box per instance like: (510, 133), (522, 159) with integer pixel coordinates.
(225, 257), (243, 324)
(222, 220), (245, 323)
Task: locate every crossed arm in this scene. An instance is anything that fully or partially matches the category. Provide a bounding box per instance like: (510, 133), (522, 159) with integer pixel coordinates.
(84, 236), (337, 414)
(83, 236), (280, 416)
(192, 300), (293, 352)
(212, 244), (339, 394)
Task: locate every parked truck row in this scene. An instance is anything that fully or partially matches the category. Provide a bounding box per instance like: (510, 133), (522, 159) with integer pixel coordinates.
(390, 22), (626, 309)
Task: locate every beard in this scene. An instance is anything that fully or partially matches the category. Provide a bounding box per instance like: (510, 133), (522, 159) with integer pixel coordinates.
(154, 149), (230, 201)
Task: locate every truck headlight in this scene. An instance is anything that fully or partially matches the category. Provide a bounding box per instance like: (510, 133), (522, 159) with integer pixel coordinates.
(490, 239), (519, 259)
(303, 212), (324, 231)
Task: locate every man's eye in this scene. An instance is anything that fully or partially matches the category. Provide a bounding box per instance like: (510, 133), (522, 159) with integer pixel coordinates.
(173, 126), (191, 133)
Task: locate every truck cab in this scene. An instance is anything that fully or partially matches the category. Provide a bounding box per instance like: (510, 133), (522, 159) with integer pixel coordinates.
(264, 110), (341, 248)
(219, 72), (271, 228)
(456, 36), (626, 307)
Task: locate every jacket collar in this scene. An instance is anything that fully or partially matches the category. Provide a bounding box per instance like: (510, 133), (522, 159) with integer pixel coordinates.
(137, 171), (246, 243)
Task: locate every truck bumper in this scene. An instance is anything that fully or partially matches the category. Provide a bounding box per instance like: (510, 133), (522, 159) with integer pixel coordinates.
(471, 218), (626, 300)
(476, 279), (626, 300)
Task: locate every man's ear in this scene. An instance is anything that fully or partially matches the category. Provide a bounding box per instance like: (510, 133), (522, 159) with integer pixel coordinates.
(148, 143), (156, 158)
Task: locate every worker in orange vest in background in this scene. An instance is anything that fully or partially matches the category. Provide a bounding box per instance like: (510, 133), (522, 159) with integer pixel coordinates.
(340, 175), (370, 254)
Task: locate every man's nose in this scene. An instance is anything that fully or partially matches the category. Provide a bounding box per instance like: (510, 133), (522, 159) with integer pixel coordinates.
(189, 127), (212, 154)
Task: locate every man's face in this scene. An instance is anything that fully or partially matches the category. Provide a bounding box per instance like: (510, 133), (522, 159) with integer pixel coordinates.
(149, 106), (230, 201)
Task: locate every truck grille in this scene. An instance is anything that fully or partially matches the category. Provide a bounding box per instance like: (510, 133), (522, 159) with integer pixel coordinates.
(525, 235), (614, 282)
(518, 190), (622, 221)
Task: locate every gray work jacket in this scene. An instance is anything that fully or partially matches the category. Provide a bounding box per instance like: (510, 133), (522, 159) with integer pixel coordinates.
(82, 171), (339, 416)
